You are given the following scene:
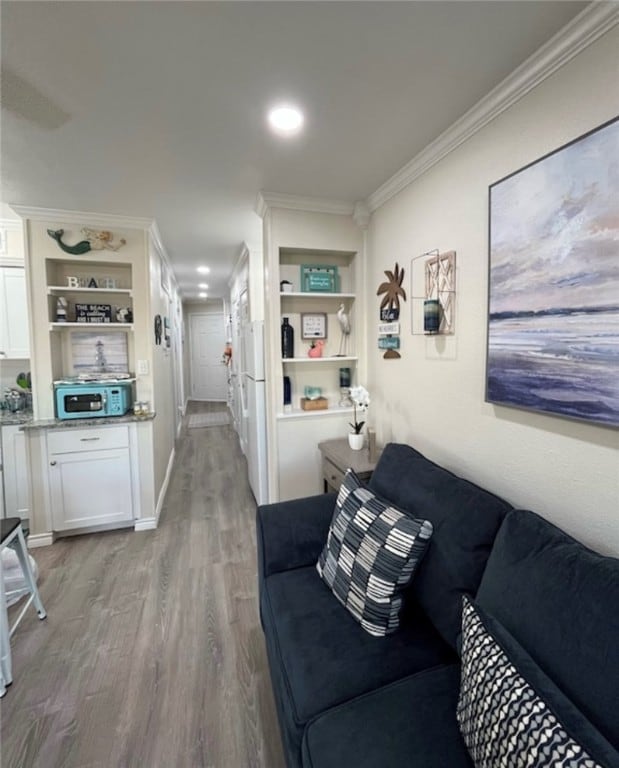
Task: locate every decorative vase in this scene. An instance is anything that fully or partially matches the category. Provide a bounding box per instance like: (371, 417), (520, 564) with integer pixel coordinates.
(348, 433), (364, 451)
(281, 317), (294, 358)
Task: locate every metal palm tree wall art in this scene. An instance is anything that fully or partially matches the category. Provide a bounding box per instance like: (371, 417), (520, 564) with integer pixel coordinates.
(377, 262), (406, 359)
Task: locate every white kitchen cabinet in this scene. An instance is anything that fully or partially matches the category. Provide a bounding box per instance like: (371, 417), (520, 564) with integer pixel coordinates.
(47, 425), (135, 531)
(1, 425), (30, 518)
(0, 266), (30, 359)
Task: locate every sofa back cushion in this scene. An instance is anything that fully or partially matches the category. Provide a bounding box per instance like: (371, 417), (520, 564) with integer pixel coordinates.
(369, 443), (511, 649)
(476, 509), (619, 749)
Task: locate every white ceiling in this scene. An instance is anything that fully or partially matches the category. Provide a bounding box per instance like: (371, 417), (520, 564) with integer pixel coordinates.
(1, 1), (587, 299)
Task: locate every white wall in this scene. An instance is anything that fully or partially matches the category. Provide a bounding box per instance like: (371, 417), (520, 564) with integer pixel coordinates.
(366, 27), (619, 555)
(148, 236), (177, 503)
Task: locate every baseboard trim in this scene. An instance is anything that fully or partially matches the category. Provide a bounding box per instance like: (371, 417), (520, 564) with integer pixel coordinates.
(155, 446), (175, 523)
(27, 533), (54, 548)
(134, 517), (157, 532)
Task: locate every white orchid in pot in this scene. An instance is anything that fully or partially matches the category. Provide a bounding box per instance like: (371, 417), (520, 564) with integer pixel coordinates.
(348, 385), (370, 451)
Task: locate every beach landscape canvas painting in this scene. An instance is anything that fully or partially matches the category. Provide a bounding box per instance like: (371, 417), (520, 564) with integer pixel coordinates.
(486, 117), (619, 427)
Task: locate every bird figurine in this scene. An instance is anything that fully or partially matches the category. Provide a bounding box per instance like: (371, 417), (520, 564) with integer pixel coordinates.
(336, 304), (351, 356)
(308, 340), (325, 358)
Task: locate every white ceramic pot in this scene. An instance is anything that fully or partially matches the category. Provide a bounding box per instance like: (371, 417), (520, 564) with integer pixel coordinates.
(348, 433), (364, 451)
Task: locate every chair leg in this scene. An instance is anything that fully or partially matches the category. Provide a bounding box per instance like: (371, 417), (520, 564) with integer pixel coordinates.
(13, 527), (46, 620)
(0, 555), (13, 695)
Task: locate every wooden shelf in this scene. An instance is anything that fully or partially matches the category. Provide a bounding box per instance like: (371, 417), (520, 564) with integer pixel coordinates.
(47, 286), (133, 295)
(281, 356), (358, 364)
(276, 405), (354, 420)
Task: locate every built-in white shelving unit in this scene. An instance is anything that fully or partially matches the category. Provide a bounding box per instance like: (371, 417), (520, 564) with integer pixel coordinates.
(260, 202), (366, 503)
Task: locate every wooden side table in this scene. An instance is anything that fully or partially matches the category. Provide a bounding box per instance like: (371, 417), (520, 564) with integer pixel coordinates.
(318, 438), (381, 493)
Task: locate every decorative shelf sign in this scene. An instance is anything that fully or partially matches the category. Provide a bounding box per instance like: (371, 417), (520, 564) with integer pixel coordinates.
(300, 264), (339, 293)
(75, 303), (113, 323)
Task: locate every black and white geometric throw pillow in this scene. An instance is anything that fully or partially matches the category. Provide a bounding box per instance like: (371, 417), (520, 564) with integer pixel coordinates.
(316, 469), (433, 637)
(457, 597), (611, 768)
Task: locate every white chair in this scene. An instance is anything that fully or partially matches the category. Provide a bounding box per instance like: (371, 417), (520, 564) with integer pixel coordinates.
(0, 517), (47, 697)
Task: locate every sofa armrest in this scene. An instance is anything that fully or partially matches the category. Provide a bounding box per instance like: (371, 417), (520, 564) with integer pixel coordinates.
(257, 492), (336, 579)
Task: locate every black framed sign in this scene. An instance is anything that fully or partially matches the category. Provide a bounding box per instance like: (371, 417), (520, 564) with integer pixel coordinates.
(301, 313), (328, 339)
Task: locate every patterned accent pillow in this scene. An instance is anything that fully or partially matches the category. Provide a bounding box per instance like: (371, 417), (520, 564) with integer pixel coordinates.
(457, 597), (616, 768)
(316, 469), (433, 637)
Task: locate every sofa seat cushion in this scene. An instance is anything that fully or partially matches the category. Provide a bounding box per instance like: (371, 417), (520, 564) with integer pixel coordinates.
(302, 665), (472, 768)
(476, 509), (619, 749)
(368, 443), (511, 649)
(317, 469), (433, 637)
(261, 565), (456, 760)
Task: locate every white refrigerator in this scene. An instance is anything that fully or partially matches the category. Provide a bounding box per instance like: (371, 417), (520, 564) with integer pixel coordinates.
(241, 321), (269, 505)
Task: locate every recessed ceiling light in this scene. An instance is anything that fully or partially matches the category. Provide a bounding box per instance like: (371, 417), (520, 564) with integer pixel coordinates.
(198, 283), (209, 289)
(268, 104), (304, 136)
(199, 292), (207, 298)
(197, 266), (210, 274)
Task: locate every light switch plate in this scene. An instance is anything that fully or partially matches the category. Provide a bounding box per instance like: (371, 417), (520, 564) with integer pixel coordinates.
(137, 359), (149, 375)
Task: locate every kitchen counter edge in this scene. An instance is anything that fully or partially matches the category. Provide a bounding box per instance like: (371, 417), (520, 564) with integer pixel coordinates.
(20, 412), (156, 431)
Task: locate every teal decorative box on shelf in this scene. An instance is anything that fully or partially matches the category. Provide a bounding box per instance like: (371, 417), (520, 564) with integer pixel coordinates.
(300, 265), (339, 293)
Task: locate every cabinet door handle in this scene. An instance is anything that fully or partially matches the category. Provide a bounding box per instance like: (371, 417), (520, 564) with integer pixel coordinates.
(50, 460), (57, 466)
(80, 437), (101, 442)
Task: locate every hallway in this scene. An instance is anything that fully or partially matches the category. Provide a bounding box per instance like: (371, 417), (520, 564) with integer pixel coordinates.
(0, 402), (285, 768)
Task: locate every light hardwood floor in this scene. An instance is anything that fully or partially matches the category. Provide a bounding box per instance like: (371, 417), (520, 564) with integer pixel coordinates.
(0, 402), (286, 768)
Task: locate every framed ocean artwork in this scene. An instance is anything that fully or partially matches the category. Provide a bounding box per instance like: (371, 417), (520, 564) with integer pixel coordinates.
(486, 116), (619, 427)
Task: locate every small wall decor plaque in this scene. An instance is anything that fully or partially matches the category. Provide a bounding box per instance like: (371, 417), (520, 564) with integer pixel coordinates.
(301, 313), (327, 339)
(75, 303), (112, 323)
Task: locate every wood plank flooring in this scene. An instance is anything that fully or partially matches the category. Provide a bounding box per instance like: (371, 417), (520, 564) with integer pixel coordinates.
(0, 402), (286, 768)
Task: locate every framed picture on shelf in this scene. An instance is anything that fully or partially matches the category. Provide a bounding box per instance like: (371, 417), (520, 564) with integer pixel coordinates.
(301, 313), (328, 339)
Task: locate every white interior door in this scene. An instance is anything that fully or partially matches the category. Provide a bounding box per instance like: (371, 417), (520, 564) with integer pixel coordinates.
(190, 313), (227, 401)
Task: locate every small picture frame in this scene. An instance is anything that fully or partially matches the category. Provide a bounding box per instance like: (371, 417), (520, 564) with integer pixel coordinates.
(301, 312), (328, 339)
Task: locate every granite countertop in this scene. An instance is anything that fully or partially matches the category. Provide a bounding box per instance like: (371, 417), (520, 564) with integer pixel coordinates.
(22, 412), (156, 431)
(0, 409), (34, 427)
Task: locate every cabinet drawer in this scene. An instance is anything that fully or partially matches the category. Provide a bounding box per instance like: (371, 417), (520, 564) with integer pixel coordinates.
(323, 457), (345, 491)
(47, 425), (129, 454)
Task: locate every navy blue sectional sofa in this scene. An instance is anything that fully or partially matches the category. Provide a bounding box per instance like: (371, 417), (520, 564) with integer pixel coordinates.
(257, 443), (619, 768)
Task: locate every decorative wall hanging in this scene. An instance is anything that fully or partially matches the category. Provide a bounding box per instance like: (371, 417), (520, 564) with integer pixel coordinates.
(71, 332), (128, 374)
(487, 116), (619, 427)
(376, 263), (406, 358)
(47, 228), (126, 254)
(154, 314), (162, 345)
(411, 250), (456, 335)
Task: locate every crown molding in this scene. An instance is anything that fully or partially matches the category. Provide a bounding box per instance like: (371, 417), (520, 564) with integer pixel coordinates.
(367, 2), (619, 212)
(0, 218), (22, 231)
(255, 191), (354, 218)
(9, 204), (155, 231)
